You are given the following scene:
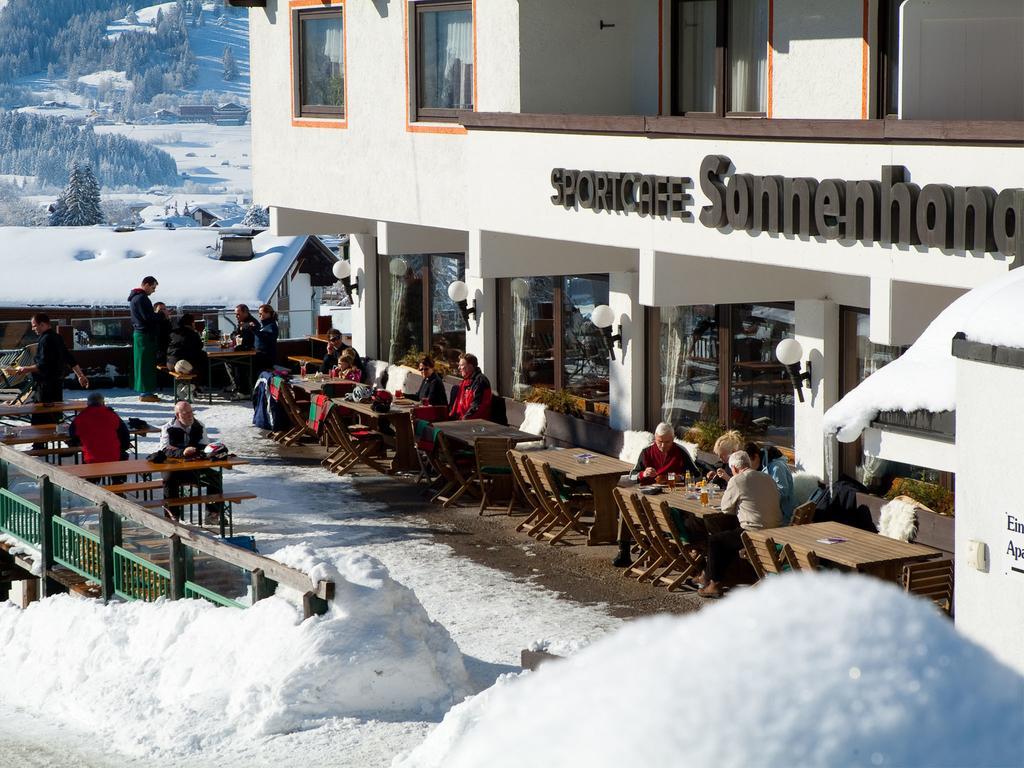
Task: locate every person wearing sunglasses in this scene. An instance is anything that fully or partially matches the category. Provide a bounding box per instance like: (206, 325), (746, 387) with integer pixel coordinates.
(415, 355), (448, 406)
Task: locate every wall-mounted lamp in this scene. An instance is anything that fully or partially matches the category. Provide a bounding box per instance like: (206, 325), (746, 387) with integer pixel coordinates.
(775, 338), (812, 403)
(388, 257), (408, 277)
(447, 280), (477, 330)
(591, 304), (622, 360)
(332, 259), (359, 301)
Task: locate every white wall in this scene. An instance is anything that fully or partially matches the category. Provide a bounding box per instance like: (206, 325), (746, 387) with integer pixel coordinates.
(954, 356), (1024, 673)
(772, 0), (867, 118)
(793, 299), (839, 478)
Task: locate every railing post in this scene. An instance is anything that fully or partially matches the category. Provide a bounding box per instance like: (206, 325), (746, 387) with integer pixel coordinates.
(98, 503), (119, 603)
(37, 475), (58, 598)
(168, 535), (186, 600)
(250, 568), (276, 603)
(302, 591), (329, 619)
(0, 458), (8, 489)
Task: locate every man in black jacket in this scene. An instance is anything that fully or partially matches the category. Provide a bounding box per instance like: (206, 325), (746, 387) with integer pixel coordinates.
(158, 401), (224, 523)
(128, 276), (160, 402)
(14, 313), (89, 426)
(152, 301), (173, 367)
(415, 354), (448, 406)
(321, 328), (362, 372)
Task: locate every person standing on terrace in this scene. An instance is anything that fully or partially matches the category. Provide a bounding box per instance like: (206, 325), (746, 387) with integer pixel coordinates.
(128, 276), (160, 403)
(14, 312), (88, 426)
(450, 353), (492, 421)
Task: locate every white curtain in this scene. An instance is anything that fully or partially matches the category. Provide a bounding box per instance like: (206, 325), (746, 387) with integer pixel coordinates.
(421, 9), (473, 109)
(388, 274), (406, 364)
(679, 0), (717, 112)
(729, 0), (768, 112)
(662, 310), (687, 424)
(323, 23), (343, 66)
(511, 292), (529, 398)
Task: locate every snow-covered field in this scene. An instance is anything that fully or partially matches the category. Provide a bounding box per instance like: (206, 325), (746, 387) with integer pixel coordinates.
(0, 390), (624, 767)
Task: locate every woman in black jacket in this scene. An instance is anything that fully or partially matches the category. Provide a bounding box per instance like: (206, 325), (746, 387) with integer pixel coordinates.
(415, 355), (448, 406)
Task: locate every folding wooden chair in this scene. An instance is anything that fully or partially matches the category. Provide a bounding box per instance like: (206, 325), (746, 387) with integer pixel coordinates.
(475, 437), (514, 515)
(321, 407), (389, 475)
(790, 501), (816, 526)
(612, 488), (660, 581)
(781, 543), (820, 572)
(275, 382), (315, 446)
(620, 492), (669, 581)
(430, 432), (478, 508)
(0, 345), (35, 405)
(526, 458), (591, 545)
(643, 498), (706, 590)
(902, 559), (953, 616)
(509, 450), (544, 530)
(740, 531), (787, 580)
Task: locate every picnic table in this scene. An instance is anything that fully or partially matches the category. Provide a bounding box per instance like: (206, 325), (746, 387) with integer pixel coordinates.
(63, 456), (249, 481)
(205, 345), (256, 403)
(513, 447), (632, 545)
(1, 424), (157, 458)
(291, 377), (358, 397)
(744, 521), (941, 581)
(0, 401), (88, 419)
(330, 397), (419, 473)
(618, 484), (726, 520)
(436, 420), (540, 446)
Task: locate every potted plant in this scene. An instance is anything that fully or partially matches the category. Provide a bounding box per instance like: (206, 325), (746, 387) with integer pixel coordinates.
(683, 420), (729, 453)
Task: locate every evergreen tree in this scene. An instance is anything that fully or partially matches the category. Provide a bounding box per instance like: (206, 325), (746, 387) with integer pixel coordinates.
(222, 46), (238, 82)
(54, 162), (104, 226)
(125, 5), (137, 24)
(241, 204), (269, 229)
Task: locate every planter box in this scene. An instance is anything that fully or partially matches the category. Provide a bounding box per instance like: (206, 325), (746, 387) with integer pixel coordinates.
(542, 409), (624, 457)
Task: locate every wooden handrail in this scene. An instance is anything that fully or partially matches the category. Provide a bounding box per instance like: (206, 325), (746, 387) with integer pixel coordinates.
(0, 445), (333, 601)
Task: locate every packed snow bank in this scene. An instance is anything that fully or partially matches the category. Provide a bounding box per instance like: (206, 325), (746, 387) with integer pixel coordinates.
(0, 549), (472, 760)
(823, 266), (1023, 441)
(396, 574), (1024, 768)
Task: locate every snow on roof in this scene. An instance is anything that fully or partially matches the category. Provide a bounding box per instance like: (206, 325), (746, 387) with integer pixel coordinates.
(397, 574), (1024, 768)
(824, 266), (1024, 442)
(0, 227), (311, 309)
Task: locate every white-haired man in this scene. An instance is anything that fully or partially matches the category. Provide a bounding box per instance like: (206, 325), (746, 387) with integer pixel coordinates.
(698, 450), (782, 599)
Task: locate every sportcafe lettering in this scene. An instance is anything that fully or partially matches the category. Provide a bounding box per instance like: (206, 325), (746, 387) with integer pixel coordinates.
(550, 156), (1024, 259)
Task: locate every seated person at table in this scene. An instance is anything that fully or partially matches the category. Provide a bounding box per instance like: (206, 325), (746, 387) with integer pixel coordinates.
(333, 349), (363, 382)
(706, 430), (744, 489)
(158, 401), (224, 523)
(322, 328), (362, 372)
(416, 355), (448, 407)
(68, 392), (130, 464)
(697, 450), (782, 599)
(224, 304), (260, 397)
(745, 441), (796, 524)
(167, 313), (207, 379)
(629, 422), (700, 485)
(450, 353), (492, 421)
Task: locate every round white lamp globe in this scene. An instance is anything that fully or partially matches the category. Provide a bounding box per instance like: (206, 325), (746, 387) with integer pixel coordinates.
(447, 280), (469, 303)
(510, 278), (530, 299)
(590, 304), (615, 329)
(332, 260), (351, 280)
(775, 338), (803, 367)
(389, 257), (408, 277)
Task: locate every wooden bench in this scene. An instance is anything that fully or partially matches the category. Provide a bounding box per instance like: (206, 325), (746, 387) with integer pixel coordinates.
(101, 479), (165, 499)
(26, 446), (80, 464)
(167, 370), (198, 402)
(140, 491), (257, 537)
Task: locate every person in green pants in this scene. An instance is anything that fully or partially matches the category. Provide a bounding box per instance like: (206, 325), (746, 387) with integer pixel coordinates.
(128, 276), (160, 402)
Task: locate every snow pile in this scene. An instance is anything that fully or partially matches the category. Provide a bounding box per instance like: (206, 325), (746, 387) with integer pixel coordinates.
(396, 574), (1024, 768)
(77, 70), (132, 90)
(0, 549), (472, 760)
(823, 266), (1024, 441)
(0, 227), (311, 308)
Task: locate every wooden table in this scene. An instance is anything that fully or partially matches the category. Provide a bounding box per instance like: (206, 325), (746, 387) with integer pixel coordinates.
(64, 456), (249, 481)
(436, 420), (540, 446)
(745, 521), (941, 581)
(291, 377), (358, 396)
(331, 398), (419, 473)
(288, 355), (323, 371)
(205, 346), (256, 403)
(0, 401), (88, 419)
(619, 484), (727, 520)
(2, 425), (157, 457)
(514, 447), (632, 545)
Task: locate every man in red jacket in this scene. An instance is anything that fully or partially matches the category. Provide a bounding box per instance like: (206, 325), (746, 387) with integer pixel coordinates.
(68, 392), (131, 464)
(449, 353), (492, 421)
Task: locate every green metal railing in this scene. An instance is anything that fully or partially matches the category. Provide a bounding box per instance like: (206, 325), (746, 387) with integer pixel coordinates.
(184, 581), (245, 609)
(0, 448), (333, 617)
(51, 516), (102, 582)
(0, 487), (41, 545)
(113, 546), (171, 602)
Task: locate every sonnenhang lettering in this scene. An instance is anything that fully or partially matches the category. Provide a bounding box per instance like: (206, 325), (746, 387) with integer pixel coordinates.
(550, 156), (1024, 260)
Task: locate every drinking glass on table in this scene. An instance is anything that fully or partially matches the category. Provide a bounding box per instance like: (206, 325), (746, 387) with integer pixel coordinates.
(395, 388), (404, 400)
(667, 472), (676, 490)
(699, 482), (709, 507)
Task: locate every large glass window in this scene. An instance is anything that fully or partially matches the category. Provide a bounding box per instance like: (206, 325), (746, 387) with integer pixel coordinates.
(500, 275), (610, 405)
(294, 8), (345, 118)
(378, 254), (465, 365)
(415, 1), (473, 121)
(729, 304), (794, 447)
(657, 305), (720, 426)
(672, 0), (767, 116)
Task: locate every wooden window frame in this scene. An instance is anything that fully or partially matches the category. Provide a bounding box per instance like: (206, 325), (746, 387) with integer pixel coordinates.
(876, 0), (901, 119)
(293, 6), (346, 120)
(412, 0), (473, 123)
(670, 0), (767, 118)
(377, 254), (466, 359)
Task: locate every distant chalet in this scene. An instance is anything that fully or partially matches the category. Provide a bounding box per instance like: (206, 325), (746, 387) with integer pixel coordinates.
(176, 103), (249, 126)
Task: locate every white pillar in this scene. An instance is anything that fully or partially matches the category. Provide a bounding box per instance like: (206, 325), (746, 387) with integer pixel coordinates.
(349, 233), (378, 359)
(609, 271), (644, 431)
(793, 299), (839, 479)
(466, 231), (497, 383)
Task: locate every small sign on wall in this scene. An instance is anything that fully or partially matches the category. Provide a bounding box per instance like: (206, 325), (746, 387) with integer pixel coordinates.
(1005, 513), (1024, 575)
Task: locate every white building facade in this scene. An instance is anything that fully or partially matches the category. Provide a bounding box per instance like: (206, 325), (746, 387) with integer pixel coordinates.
(242, 0), (1023, 486)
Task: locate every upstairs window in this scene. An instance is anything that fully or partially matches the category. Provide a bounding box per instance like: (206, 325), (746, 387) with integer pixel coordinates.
(294, 7), (345, 119)
(414, 1), (473, 122)
(672, 0), (768, 116)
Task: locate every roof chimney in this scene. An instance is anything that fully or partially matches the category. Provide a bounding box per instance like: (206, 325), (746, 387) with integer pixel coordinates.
(219, 234), (255, 261)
